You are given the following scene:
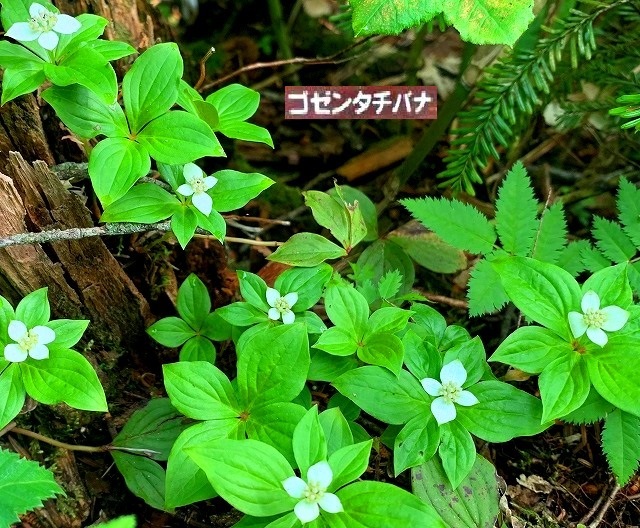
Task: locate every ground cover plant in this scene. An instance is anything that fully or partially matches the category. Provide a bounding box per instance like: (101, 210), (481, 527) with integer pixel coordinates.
(0, 0), (639, 527)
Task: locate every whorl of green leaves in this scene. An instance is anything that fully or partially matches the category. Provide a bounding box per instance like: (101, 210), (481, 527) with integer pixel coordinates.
(440, 0), (627, 194)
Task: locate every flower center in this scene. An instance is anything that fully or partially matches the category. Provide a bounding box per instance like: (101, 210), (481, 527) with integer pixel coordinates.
(274, 297), (291, 314)
(190, 177), (206, 194)
(583, 308), (606, 329)
(439, 381), (462, 404)
(303, 482), (325, 503)
(29, 11), (57, 32)
(18, 331), (38, 352)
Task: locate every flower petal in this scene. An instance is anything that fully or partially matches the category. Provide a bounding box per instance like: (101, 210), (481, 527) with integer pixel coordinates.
(31, 325), (55, 345)
(4, 344), (28, 362)
(420, 378), (442, 397)
(581, 290), (600, 312)
(281, 310), (295, 325)
(268, 308), (280, 321)
(176, 183), (194, 197)
(30, 3), (49, 17)
(307, 461), (333, 489)
(192, 192), (213, 216)
(600, 306), (630, 332)
(294, 500), (320, 523)
(283, 292), (298, 308)
(318, 493), (343, 514)
(568, 311), (587, 338)
(456, 390), (479, 407)
(439, 359), (467, 386)
(183, 162), (203, 182)
(53, 14), (80, 34)
(282, 476), (306, 499)
(29, 344), (49, 360)
(38, 30), (59, 50)
(586, 327), (608, 347)
(203, 176), (218, 190)
(5, 22), (40, 42)
(8, 320), (28, 341)
(431, 397), (456, 425)
(266, 287), (280, 307)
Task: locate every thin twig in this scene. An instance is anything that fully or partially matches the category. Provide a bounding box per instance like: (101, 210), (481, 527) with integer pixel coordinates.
(198, 235), (283, 247)
(414, 289), (469, 310)
(194, 47), (216, 91)
(223, 214), (290, 226)
(589, 483), (621, 528)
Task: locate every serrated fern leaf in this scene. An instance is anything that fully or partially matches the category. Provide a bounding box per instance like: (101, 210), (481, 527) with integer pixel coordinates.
(617, 177), (640, 247)
(0, 448), (64, 526)
(532, 202), (567, 264)
(602, 409), (640, 485)
(581, 243), (612, 273)
(467, 258), (509, 316)
(593, 216), (636, 263)
(561, 388), (614, 425)
(495, 162), (539, 256)
(557, 240), (590, 277)
(378, 270), (403, 300)
(401, 197), (496, 255)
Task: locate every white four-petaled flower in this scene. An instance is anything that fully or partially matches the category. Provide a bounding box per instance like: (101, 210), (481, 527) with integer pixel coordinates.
(266, 287), (298, 324)
(568, 290), (629, 347)
(6, 3), (81, 51)
(420, 359), (479, 425)
(176, 163), (218, 216)
(282, 461), (343, 523)
(4, 320), (55, 362)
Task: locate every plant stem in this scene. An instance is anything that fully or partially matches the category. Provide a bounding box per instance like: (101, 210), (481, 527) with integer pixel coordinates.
(267, 0), (300, 84)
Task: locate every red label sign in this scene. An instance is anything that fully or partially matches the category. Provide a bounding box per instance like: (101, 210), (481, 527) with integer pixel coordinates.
(285, 86), (437, 120)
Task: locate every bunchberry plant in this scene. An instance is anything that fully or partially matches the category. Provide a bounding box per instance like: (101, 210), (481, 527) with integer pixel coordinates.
(0, 288), (107, 429)
(6, 2), (79, 50)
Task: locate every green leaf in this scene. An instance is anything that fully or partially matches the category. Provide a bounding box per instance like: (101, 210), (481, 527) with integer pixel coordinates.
(0, 297), (16, 346)
(201, 310), (233, 341)
(56, 13), (108, 55)
(45, 47), (117, 104)
(377, 270), (402, 300)
(89, 138), (151, 206)
(410, 304), (446, 347)
(411, 455), (499, 528)
(171, 206), (198, 248)
(467, 257), (510, 316)
(402, 329), (438, 381)
(304, 190), (351, 249)
(602, 409), (640, 485)
(177, 273), (211, 330)
(123, 43), (183, 132)
(558, 240), (590, 277)
(217, 121), (274, 147)
(112, 452), (165, 510)
(328, 440), (372, 491)
(394, 413), (440, 476)
(97, 515), (137, 528)
(268, 233), (347, 267)
(237, 324), (310, 408)
(210, 170), (274, 212)
(581, 244), (611, 273)
(319, 408), (354, 455)
(531, 202), (567, 264)
(207, 83), (260, 122)
(292, 406), (327, 474)
(358, 332), (404, 375)
(456, 381), (548, 442)
(238, 272), (270, 311)
(388, 229), (467, 274)
(313, 326), (358, 357)
(217, 302), (269, 326)
(20, 349), (107, 411)
(195, 208), (226, 241)
(86, 39), (137, 62)
(163, 361), (238, 420)
(592, 217), (636, 263)
(562, 386), (614, 425)
(46, 319), (89, 350)
(492, 256), (581, 339)
(0, 448), (64, 527)
(355, 240), (415, 296)
(15, 287), (50, 327)
(137, 111), (224, 164)
(100, 183), (180, 223)
(333, 480), (446, 528)
(1, 64), (45, 105)
(325, 283), (369, 337)
(442, 337), (486, 387)
(0, 363), (25, 429)
(539, 355), (590, 422)
(275, 264), (333, 312)
(617, 177), (640, 247)
(494, 161), (539, 256)
(186, 438), (295, 517)
(333, 367), (429, 425)
(582, 263), (633, 310)
(366, 307), (411, 335)
(490, 326), (573, 374)
(147, 317), (196, 347)
(438, 420), (476, 488)
(0, 40), (43, 68)
(402, 197), (496, 255)
(112, 398), (188, 461)
(309, 350), (358, 382)
(328, 185), (378, 242)
(179, 336), (216, 363)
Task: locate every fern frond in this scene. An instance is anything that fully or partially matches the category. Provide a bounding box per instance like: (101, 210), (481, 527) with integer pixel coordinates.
(532, 202), (567, 264)
(592, 216), (637, 262)
(617, 177), (640, 246)
(494, 161), (539, 256)
(557, 240), (590, 276)
(439, 0), (628, 193)
(610, 92), (640, 131)
(467, 257), (509, 316)
(602, 409), (640, 485)
(401, 197), (496, 255)
(555, 99), (617, 131)
(580, 243), (612, 273)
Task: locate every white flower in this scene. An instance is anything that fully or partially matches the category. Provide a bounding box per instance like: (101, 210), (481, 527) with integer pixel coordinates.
(420, 359), (479, 425)
(282, 461), (343, 523)
(266, 287), (298, 324)
(176, 163), (218, 216)
(4, 320), (55, 362)
(6, 3), (81, 51)
(568, 290), (629, 347)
